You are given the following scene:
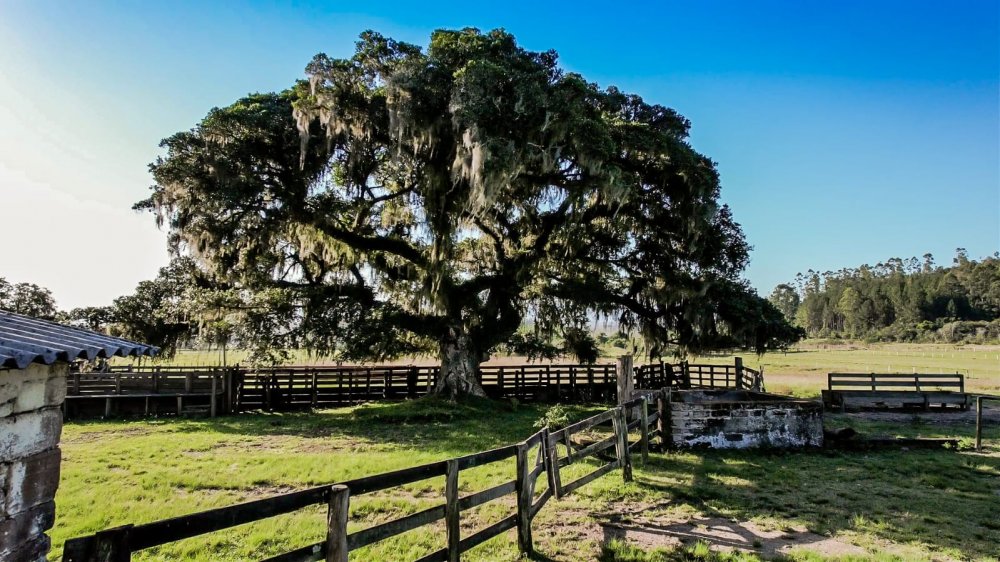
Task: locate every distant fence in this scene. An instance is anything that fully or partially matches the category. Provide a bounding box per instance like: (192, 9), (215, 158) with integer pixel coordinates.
(634, 358), (763, 393)
(65, 358), (756, 417)
(63, 392), (665, 561)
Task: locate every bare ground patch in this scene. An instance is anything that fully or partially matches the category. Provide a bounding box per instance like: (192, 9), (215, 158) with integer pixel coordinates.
(535, 498), (956, 561)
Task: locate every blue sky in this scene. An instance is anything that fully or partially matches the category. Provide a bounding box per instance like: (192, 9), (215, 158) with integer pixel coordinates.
(0, 1), (997, 309)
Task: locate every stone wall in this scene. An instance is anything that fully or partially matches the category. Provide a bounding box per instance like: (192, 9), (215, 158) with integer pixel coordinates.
(669, 391), (823, 449)
(1, 363), (66, 561)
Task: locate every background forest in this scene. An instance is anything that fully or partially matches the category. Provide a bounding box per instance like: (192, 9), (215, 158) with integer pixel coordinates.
(769, 249), (1000, 344)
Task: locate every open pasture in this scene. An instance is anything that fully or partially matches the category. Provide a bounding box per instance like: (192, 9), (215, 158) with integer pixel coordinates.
(691, 342), (1000, 398)
(51, 399), (1000, 561)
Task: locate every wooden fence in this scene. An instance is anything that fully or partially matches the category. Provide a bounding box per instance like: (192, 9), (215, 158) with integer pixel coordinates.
(69, 359), (754, 416)
(64, 369), (229, 418)
(634, 358), (762, 392)
(62, 392), (665, 561)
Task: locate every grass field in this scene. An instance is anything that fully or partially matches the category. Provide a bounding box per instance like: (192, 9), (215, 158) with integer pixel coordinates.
(688, 341), (1000, 397)
(51, 399), (1000, 561)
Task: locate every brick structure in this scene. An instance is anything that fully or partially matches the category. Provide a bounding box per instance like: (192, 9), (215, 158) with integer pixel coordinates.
(0, 311), (157, 561)
(668, 389), (823, 449)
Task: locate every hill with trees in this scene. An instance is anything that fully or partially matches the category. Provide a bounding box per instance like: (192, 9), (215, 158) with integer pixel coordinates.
(770, 250), (1000, 343)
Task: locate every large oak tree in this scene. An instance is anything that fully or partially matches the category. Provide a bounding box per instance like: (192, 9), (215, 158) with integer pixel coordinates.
(141, 29), (800, 398)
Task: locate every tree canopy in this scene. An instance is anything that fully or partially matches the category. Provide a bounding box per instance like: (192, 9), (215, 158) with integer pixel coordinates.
(140, 28), (801, 397)
(781, 250), (1000, 342)
(0, 278), (57, 318)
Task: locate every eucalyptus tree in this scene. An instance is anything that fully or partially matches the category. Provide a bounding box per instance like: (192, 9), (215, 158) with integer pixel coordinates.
(141, 29), (800, 398)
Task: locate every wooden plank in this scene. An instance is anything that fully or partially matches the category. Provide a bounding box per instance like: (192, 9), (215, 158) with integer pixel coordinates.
(564, 434), (616, 465)
(515, 442), (533, 555)
(90, 524), (133, 562)
(458, 481), (515, 511)
(561, 460), (618, 495)
(612, 407), (632, 482)
(325, 485), (349, 562)
(346, 504), (446, 551)
(445, 459), (460, 562)
(976, 396), (984, 451)
(562, 409), (615, 434)
(456, 514), (517, 554)
(639, 397), (649, 463)
(830, 380), (954, 388)
(127, 461), (448, 549)
(454, 444), (517, 470)
(530, 487), (552, 519)
(412, 548), (449, 562)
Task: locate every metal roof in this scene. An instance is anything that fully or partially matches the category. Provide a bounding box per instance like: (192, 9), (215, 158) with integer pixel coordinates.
(0, 310), (158, 370)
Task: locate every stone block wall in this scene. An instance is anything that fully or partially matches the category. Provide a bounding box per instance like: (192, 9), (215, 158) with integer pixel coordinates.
(669, 394), (823, 449)
(1, 363), (66, 561)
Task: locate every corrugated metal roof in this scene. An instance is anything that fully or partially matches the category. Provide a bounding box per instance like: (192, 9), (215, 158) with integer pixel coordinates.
(0, 309), (158, 370)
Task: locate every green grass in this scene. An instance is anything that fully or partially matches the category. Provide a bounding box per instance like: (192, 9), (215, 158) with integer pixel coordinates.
(51, 398), (1000, 561)
(689, 341), (1000, 397)
(52, 400), (605, 561)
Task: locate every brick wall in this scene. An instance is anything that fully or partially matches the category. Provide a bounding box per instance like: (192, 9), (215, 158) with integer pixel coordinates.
(1, 363), (66, 561)
(669, 397), (823, 449)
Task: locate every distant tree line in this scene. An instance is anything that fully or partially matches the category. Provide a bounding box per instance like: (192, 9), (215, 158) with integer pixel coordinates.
(1, 260), (196, 357)
(769, 250), (1000, 343)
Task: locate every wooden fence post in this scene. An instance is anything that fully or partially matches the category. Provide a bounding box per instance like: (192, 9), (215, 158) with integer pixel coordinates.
(976, 396), (984, 451)
(407, 366), (419, 398)
(656, 386), (674, 451)
(210, 375), (217, 418)
(326, 485), (350, 562)
(616, 355), (634, 405)
(515, 442), (534, 555)
(639, 396), (650, 464)
(224, 368), (233, 414)
(734, 357), (744, 389)
(92, 524), (133, 561)
(612, 406), (633, 482)
(444, 459), (460, 562)
(545, 429), (563, 499)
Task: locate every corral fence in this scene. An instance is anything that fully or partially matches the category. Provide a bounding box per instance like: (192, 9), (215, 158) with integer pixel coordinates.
(634, 357), (763, 393)
(65, 358), (756, 417)
(62, 392), (668, 562)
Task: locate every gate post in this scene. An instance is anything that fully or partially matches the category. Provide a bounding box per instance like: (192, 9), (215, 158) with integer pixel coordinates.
(616, 355), (634, 405)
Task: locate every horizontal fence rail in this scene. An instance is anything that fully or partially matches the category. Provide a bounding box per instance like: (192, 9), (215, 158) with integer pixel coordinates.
(62, 392), (668, 561)
(68, 359), (756, 416)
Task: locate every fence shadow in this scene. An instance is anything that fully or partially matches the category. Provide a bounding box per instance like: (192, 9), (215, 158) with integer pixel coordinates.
(617, 444), (1000, 559)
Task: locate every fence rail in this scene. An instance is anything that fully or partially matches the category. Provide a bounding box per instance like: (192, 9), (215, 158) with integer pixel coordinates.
(634, 358), (762, 392)
(62, 391), (667, 561)
(69, 359), (754, 416)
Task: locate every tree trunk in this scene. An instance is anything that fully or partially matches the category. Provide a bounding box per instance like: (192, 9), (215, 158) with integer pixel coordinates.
(435, 325), (488, 400)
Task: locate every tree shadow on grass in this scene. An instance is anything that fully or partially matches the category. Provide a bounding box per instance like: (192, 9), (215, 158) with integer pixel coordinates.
(621, 441), (1000, 560)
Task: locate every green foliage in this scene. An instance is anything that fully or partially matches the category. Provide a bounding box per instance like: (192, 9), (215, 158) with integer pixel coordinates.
(108, 258), (196, 356)
(533, 403), (571, 429)
(0, 277), (57, 318)
(140, 28), (800, 393)
(785, 251), (1000, 343)
(59, 306), (114, 331)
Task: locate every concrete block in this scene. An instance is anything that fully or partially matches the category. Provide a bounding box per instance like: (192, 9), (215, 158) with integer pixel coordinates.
(0, 409), (62, 463)
(44, 373), (67, 409)
(2, 532), (49, 562)
(0, 501), (55, 557)
(4, 448), (60, 515)
(0, 364), (67, 417)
